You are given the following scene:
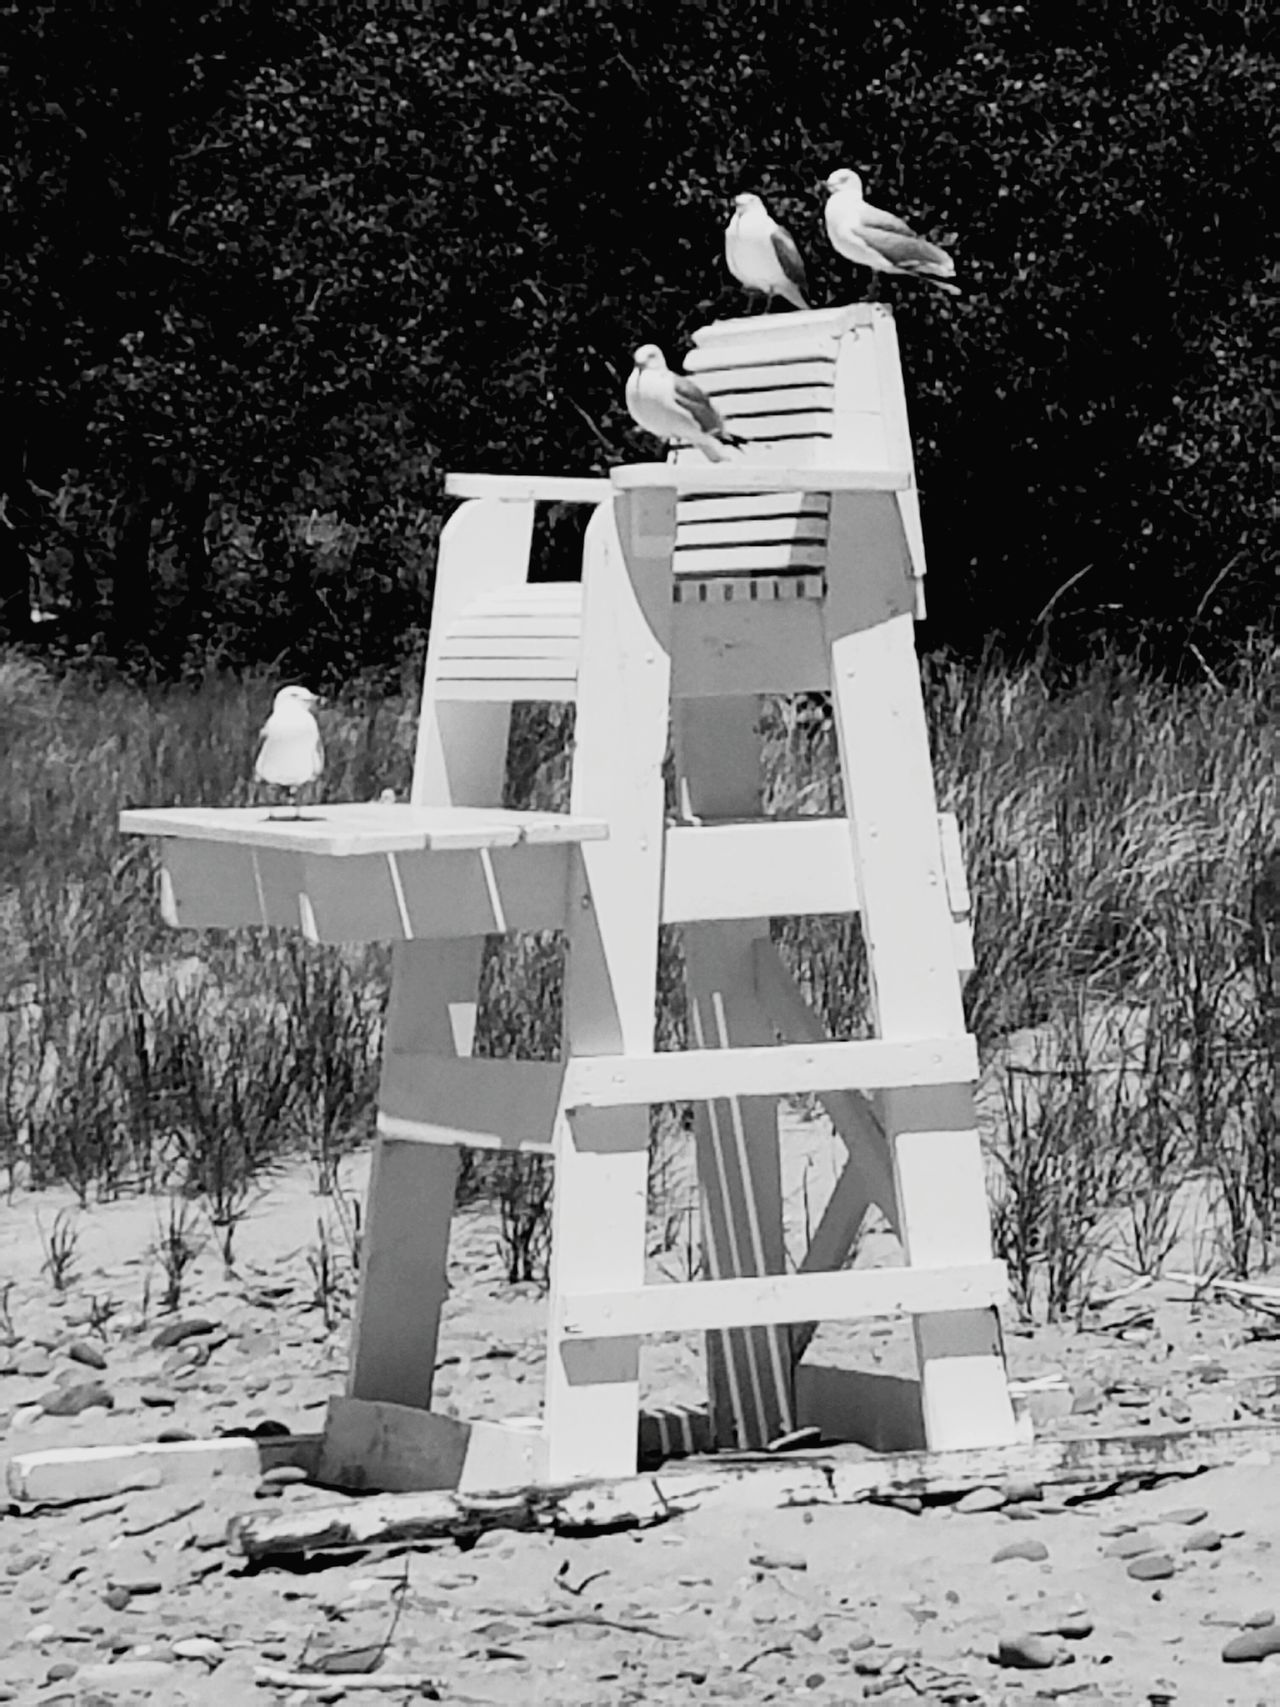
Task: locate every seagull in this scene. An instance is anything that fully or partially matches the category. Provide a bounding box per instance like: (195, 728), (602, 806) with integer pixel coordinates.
(725, 192), (810, 312)
(625, 344), (746, 461)
(824, 169), (960, 297)
(255, 685), (323, 817)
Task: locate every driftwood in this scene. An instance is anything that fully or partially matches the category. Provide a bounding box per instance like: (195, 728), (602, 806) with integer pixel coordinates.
(226, 1424), (1280, 1561)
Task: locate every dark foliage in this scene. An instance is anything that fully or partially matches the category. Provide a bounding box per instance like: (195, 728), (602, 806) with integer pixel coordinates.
(2, 1), (1275, 676)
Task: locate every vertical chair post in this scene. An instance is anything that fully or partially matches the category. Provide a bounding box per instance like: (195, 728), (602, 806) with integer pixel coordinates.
(349, 496), (536, 1412)
(543, 495), (675, 1482)
(821, 488), (1019, 1451)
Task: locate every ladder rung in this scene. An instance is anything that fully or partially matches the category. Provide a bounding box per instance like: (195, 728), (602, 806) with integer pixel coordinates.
(558, 1261), (1008, 1340)
(562, 1036), (976, 1110)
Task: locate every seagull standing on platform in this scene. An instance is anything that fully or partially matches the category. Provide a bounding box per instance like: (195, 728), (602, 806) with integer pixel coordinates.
(625, 344), (746, 461)
(725, 192), (810, 312)
(823, 168), (960, 297)
(255, 685), (324, 817)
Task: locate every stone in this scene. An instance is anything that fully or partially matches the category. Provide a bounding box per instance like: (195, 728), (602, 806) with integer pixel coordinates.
(1160, 1506), (1209, 1526)
(992, 1538), (1049, 1563)
(1223, 1625), (1280, 1662)
(172, 1636), (224, 1664)
(39, 1380), (113, 1417)
(152, 1318), (217, 1351)
(67, 1339), (107, 1371)
(258, 1464), (310, 1487)
(103, 1587), (131, 1612)
(1105, 1531), (1159, 1559)
(956, 1486), (1006, 1513)
(1127, 1553), (1176, 1581)
(1243, 1609), (1276, 1628)
(995, 1632), (1062, 1668)
(1182, 1528), (1223, 1553)
(750, 1548), (807, 1571)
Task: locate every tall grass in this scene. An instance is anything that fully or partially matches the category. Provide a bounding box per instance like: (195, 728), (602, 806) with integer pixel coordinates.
(1, 641), (1276, 1314)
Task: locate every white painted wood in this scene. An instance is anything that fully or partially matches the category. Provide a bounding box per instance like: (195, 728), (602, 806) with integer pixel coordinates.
(121, 802), (605, 856)
(694, 361), (837, 395)
(674, 544), (829, 576)
(423, 676), (579, 704)
(434, 657), (581, 686)
(6, 1436), (319, 1504)
(675, 696), (793, 1451)
(562, 1035), (977, 1108)
(377, 1055), (562, 1151)
(443, 473), (611, 503)
(438, 634), (581, 662)
(822, 490), (1019, 1453)
(671, 597), (830, 698)
(675, 576), (824, 604)
(677, 492), (830, 524)
(717, 386), (836, 416)
(543, 496), (674, 1483)
(676, 516), (829, 547)
(611, 466), (910, 495)
(723, 412), (837, 442)
(229, 1425), (1280, 1557)
(558, 1262), (1007, 1341)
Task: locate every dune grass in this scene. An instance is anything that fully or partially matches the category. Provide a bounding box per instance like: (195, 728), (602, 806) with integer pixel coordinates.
(0, 639), (1275, 1314)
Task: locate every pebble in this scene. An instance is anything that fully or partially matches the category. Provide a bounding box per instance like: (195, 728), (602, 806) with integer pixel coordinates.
(1034, 1610), (1095, 1640)
(67, 1340), (107, 1370)
(1223, 1625), (1280, 1662)
(139, 1389), (177, 1408)
(1127, 1553), (1176, 1580)
(1182, 1527), (1223, 1552)
(1243, 1609), (1276, 1628)
(15, 1349), (53, 1378)
(956, 1486), (1006, 1513)
(995, 1632), (1062, 1668)
(172, 1635), (225, 1664)
(110, 1576), (164, 1596)
(259, 1464), (310, 1486)
(103, 1587), (131, 1612)
(992, 1538), (1049, 1563)
(750, 1548), (807, 1571)
(152, 1318), (218, 1350)
(1105, 1530), (1159, 1559)
(39, 1379), (113, 1416)
(1160, 1506), (1209, 1526)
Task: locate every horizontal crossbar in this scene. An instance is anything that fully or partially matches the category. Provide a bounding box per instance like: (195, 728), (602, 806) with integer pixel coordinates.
(562, 1036), (977, 1109)
(557, 1261), (1008, 1339)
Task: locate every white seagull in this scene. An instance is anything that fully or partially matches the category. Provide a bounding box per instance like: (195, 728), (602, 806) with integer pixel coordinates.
(625, 344), (745, 461)
(824, 168), (960, 297)
(725, 192), (810, 312)
(255, 685), (324, 816)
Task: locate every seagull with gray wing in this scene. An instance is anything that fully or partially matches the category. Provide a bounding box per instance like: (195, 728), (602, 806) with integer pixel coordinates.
(255, 685), (324, 818)
(824, 168), (960, 297)
(625, 344), (746, 461)
(725, 192), (810, 312)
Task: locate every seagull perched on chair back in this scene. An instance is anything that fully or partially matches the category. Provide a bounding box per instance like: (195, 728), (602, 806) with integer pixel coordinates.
(824, 168), (960, 297)
(255, 685), (323, 817)
(725, 192), (810, 312)
(625, 344), (746, 462)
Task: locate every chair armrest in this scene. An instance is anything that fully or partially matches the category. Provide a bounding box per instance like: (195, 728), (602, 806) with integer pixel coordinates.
(444, 474), (612, 504)
(609, 464), (911, 495)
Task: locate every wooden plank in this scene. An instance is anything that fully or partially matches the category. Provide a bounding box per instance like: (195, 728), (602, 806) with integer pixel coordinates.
(226, 1425), (1280, 1558)
(434, 656), (581, 682)
(6, 1435), (320, 1506)
(428, 677), (579, 704)
(677, 492), (830, 524)
(120, 802), (606, 856)
(543, 495), (674, 1483)
(675, 697), (794, 1452)
(676, 516), (828, 547)
(674, 543), (829, 576)
(318, 1398), (546, 1494)
(727, 413), (836, 442)
(672, 598), (829, 699)
(444, 474), (611, 503)
(438, 635), (582, 662)
(662, 820), (856, 922)
(448, 613), (582, 639)
(558, 1261), (1008, 1340)
(611, 467), (909, 495)
(377, 1055), (562, 1151)
(300, 844), (571, 942)
(694, 361), (837, 395)
(717, 386), (835, 416)
(563, 1035), (977, 1109)
(795, 1364), (927, 1454)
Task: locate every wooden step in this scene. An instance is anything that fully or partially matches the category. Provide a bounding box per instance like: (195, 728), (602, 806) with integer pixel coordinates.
(558, 1261), (1008, 1340)
(562, 1035), (977, 1110)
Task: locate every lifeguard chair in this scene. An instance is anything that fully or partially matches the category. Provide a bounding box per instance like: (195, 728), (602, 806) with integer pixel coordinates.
(120, 304), (1020, 1493)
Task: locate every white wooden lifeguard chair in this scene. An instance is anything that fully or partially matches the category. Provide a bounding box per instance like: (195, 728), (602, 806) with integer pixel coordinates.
(120, 304), (1020, 1493)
